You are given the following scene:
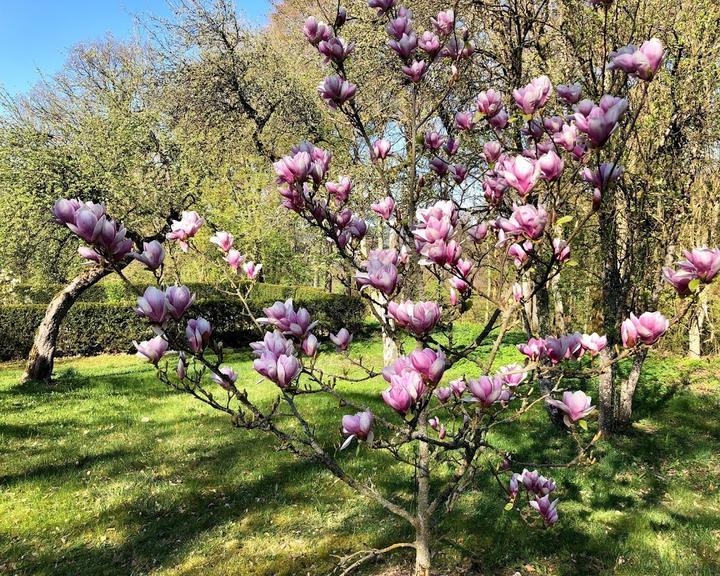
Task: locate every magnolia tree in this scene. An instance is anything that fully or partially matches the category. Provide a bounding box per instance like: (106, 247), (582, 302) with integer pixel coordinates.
(48, 1), (720, 574)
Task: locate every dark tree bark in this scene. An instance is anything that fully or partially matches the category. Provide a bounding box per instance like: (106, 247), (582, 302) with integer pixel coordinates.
(21, 264), (119, 383)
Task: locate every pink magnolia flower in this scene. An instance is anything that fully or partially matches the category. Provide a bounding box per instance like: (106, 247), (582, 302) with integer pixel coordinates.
(476, 89), (504, 118)
(131, 241), (165, 271)
(341, 411), (374, 449)
(488, 109), (509, 129)
(530, 495), (559, 525)
(468, 375), (504, 406)
(186, 316), (212, 353)
(503, 156), (540, 196)
(574, 97), (628, 147)
(303, 16), (332, 45)
(356, 250), (398, 295)
(388, 32), (418, 59)
(134, 335), (168, 365)
(419, 31), (441, 56)
(512, 282), (523, 303)
(302, 333), (318, 357)
(224, 249), (245, 273)
(518, 338), (547, 361)
(388, 300), (441, 337)
(662, 266), (696, 297)
(318, 36), (354, 65)
(135, 286), (168, 324)
(553, 238), (571, 263)
(483, 141), (503, 163)
(242, 261), (262, 281)
(52, 198), (83, 225)
(557, 83), (582, 104)
(209, 231), (234, 252)
(371, 196), (395, 220)
(166, 285), (195, 321)
(326, 177), (353, 204)
(538, 150), (564, 181)
(678, 247), (720, 282)
(382, 356), (414, 382)
(211, 366), (238, 390)
(622, 312), (669, 347)
(455, 111), (476, 131)
(431, 9), (454, 35)
(167, 211), (204, 252)
(402, 60), (427, 82)
(498, 363), (527, 387)
(609, 38), (664, 81)
(258, 299), (317, 337)
(449, 378), (466, 398)
(547, 390), (594, 424)
(250, 330), (295, 360)
(434, 387), (452, 403)
(368, 0), (396, 16)
(498, 204), (548, 241)
(330, 328), (353, 351)
(409, 347), (446, 384)
(581, 333), (607, 356)
(512, 75), (552, 115)
(372, 138), (392, 160)
(318, 76), (357, 108)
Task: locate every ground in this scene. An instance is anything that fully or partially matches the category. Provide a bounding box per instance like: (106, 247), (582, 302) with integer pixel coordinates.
(1, 327), (719, 575)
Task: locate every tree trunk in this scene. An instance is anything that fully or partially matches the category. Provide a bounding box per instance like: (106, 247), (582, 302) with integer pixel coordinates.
(414, 412), (431, 576)
(598, 347), (617, 436)
(21, 265), (113, 383)
(688, 292), (707, 358)
(617, 348), (647, 428)
(550, 274), (566, 333)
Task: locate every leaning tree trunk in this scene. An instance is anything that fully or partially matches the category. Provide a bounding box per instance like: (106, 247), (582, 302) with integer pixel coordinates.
(21, 264), (114, 383)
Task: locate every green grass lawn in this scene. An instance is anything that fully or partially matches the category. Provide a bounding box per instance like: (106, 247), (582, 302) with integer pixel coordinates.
(1, 327), (719, 575)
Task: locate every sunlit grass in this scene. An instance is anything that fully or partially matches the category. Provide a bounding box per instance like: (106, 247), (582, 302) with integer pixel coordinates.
(1, 328), (719, 575)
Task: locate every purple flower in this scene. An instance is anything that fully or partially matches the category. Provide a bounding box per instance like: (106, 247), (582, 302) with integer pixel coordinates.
(609, 38), (664, 81)
(211, 366), (238, 390)
(258, 299), (317, 338)
(449, 378), (466, 398)
(368, 0), (396, 16)
(223, 249), (245, 274)
(662, 266), (697, 297)
(303, 16), (332, 45)
(52, 198), (82, 225)
(538, 150), (564, 181)
(455, 111), (476, 131)
(136, 286), (168, 324)
(167, 211), (204, 252)
(318, 37), (355, 64)
(326, 177), (353, 204)
(557, 83), (582, 104)
(356, 249), (398, 295)
(134, 335), (168, 365)
(574, 97), (628, 147)
(498, 363), (527, 387)
(518, 338), (547, 361)
(186, 317), (212, 353)
(497, 203), (548, 241)
(476, 89), (504, 118)
(547, 390), (594, 424)
(483, 141), (503, 163)
(242, 261), (262, 281)
(67, 206), (106, 243)
(318, 76), (357, 109)
(131, 240), (165, 271)
(388, 32), (418, 59)
(381, 380), (415, 414)
(512, 76), (552, 115)
(302, 333), (318, 357)
(251, 330), (295, 359)
(330, 328), (353, 351)
(435, 386), (452, 403)
(402, 60), (427, 82)
(419, 31), (441, 56)
(341, 411), (374, 449)
(553, 238), (571, 263)
(468, 375), (504, 406)
(165, 285), (194, 321)
(431, 9), (455, 35)
(209, 231), (234, 253)
(488, 109), (509, 129)
(678, 247), (720, 282)
(388, 300), (441, 337)
(423, 131), (445, 151)
(530, 495), (559, 525)
(409, 347), (446, 384)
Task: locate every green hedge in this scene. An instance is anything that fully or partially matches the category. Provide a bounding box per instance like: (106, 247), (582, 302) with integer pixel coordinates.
(0, 285), (366, 361)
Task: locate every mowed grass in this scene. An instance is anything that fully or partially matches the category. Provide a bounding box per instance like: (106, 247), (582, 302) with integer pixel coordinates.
(1, 324), (719, 576)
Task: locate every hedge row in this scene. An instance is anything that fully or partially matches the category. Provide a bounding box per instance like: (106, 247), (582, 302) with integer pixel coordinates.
(0, 286), (366, 361)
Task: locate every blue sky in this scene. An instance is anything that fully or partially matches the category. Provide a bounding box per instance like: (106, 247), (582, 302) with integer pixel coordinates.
(0, 1), (271, 95)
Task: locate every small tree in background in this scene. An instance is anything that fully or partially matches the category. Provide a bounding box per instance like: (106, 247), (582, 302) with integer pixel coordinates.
(47, 1), (720, 574)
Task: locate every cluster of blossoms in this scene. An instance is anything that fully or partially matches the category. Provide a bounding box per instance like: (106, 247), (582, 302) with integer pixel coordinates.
(508, 468), (559, 525)
(166, 211), (204, 252)
(273, 142), (367, 250)
(381, 348), (446, 414)
(518, 332), (608, 364)
(52, 198), (134, 264)
(210, 230), (262, 280)
(663, 247), (720, 297)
